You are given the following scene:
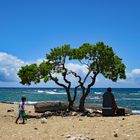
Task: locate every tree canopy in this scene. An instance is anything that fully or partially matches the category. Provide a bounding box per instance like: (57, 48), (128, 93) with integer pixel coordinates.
(18, 42), (126, 111)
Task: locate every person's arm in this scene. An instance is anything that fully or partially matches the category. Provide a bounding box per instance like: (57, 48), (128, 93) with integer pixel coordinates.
(21, 102), (25, 111)
(112, 94), (118, 110)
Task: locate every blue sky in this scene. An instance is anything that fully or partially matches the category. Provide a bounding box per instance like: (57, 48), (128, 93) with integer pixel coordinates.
(0, 0), (140, 87)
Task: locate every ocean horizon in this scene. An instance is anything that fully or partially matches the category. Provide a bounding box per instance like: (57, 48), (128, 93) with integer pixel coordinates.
(0, 87), (140, 114)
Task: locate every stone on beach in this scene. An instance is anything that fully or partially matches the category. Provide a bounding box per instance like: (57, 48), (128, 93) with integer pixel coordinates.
(34, 101), (68, 113)
(66, 134), (91, 140)
(40, 118), (47, 123)
(7, 109), (14, 112)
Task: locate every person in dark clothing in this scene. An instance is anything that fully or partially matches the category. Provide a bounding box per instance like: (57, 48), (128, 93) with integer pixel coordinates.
(103, 87), (118, 114)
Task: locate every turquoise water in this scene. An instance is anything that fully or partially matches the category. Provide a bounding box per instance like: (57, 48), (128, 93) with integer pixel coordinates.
(0, 88), (140, 113)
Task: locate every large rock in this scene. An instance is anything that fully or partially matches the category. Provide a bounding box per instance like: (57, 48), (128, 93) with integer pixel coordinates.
(85, 104), (132, 115)
(34, 101), (68, 113)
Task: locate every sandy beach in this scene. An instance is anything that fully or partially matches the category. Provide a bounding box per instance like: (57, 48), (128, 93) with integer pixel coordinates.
(0, 103), (140, 140)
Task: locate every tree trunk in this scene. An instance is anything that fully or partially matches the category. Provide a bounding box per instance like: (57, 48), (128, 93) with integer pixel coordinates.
(68, 100), (74, 111)
(78, 74), (98, 111)
(66, 88), (74, 111)
(79, 95), (86, 111)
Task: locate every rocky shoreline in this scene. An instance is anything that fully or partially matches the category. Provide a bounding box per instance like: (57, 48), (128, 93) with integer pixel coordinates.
(24, 101), (133, 121)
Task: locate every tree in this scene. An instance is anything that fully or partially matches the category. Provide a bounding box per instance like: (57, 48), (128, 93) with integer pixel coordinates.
(18, 42), (126, 111)
(18, 45), (80, 110)
(71, 42), (126, 111)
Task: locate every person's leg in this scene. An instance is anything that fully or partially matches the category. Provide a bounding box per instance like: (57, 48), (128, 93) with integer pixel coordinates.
(21, 111), (26, 124)
(22, 117), (25, 124)
(15, 115), (20, 123)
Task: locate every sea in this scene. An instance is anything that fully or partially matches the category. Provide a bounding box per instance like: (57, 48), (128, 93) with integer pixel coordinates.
(0, 88), (140, 114)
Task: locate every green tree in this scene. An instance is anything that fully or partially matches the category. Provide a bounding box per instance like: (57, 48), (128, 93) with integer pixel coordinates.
(71, 42), (126, 111)
(18, 42), (126, 111)
(18, 45), (80, 110)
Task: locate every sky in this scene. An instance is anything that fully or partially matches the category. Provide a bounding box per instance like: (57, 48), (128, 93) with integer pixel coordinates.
(0, 0), (140, 88)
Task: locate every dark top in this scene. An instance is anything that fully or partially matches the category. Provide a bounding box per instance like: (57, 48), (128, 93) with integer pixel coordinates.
(103, 91), (115, 108)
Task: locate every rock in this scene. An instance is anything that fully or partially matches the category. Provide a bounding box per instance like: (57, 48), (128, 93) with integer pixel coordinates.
(88, 113), (97, 117)
(85, 108), (94, 114)
(79, 118), (83, 121)
(7, 109), (14, 112)
(34, 101), (68, 113)
(94, 113), (102, 117)
(66, 135), (91, 140)
(86, 104), (102, 111)
(26, 115), (37, 119)
(71, 111), (78, 116)
(36, 115), (42, 119)
(66, 135), (71, 138)
(28, 111), (31, 113)
(125, 108), (132, 115)
(69, 136), (76, 140)
(79, 112), (87, 116)
(34, 127), (38, 130)
(114, 133), (118, 137)
(42, 111), (54, 117)
(58, 111), (69, 117)
(40, 118), (47, 123)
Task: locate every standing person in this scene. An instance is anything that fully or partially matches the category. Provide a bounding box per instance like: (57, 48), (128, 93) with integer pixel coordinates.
(15, 96), (26, 124)
(103, 87), (118, 115)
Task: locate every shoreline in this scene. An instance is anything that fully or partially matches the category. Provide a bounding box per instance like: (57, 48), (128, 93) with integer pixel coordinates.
(1, 101), (139, 115)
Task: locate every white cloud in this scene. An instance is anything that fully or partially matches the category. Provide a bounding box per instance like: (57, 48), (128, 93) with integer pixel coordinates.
(0, 52), (46, 84)
(0, 52), (25, 82)
(0, 53), (101, 87)
(127, 68), (140, 82)
(28, 58), (45, 66)
(127, 69), (140, 78)
(1, 52), (140, 88)
(66, 63), (88, 75)
(0, 52), (90, 87)
(115, 68), (140, 87)
(36, 59), (44, 65)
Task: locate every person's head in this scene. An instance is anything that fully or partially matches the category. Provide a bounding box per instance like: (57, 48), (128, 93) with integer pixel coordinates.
(21, 96), (26, 102)
(107, 87), (112, 92)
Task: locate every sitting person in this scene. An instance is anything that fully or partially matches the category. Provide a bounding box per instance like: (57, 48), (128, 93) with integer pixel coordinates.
(103, 87), (118, 115)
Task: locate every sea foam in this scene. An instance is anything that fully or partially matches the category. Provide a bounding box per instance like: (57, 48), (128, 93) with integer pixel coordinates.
(47, 91), (66, 95)
(132, 110), (140, 115)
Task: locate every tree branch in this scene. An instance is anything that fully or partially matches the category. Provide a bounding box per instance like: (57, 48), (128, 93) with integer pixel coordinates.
(62, 63), (71, 89)
(72, 85), (80, 102)
(85, 72), (99, 96)
(83, 70), (91, 84)
(69, 70), (86, 95)
(79, 60), (89, 68)
(49, 73), (67, 89)
(69, 70), (82, 83)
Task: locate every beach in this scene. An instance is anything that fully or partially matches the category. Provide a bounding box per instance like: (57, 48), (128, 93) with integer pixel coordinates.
(0, 103), (140, 140)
